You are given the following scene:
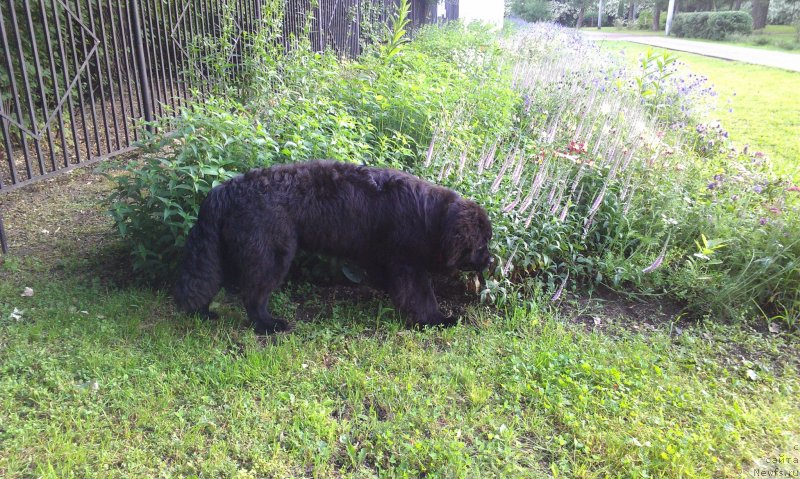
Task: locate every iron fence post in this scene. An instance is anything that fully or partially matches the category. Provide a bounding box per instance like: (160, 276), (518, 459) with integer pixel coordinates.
(130, 0), (154, 132)
(0, 212), (8, 254)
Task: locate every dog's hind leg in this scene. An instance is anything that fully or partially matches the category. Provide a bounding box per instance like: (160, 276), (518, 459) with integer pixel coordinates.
(226, 206), (297, 335)
(386, 264), (457, 329)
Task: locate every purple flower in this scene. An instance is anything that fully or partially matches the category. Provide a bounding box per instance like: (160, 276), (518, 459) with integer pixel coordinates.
(707, 182), (716, 190)
(550, 271), (569, 302)
(754, 185), (763, 194)
(759, 217), (768, 226)
(643, 235), (670, 274)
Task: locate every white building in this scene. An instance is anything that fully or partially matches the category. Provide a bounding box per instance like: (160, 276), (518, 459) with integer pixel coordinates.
(438, 0), (505, 29)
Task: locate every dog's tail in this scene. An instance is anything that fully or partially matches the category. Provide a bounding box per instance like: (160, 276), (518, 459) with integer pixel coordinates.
(173, 185), (227, 316)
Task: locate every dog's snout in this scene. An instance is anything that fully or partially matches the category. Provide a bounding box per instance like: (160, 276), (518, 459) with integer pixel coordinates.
(471, 250), (492, 272)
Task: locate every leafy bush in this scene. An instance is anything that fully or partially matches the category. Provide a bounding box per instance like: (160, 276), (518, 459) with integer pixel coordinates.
(796, 17), (800, 41)
(768, 0), (800, 25)
(752, 35), (771, 44)
(672, 11), (753, 40)
(636, 10), (667, 30)
(631, 48), (716, 124)
(709, 11), (754, 38)
(106, 19), (800, 329)
(508, 0), (554, 22)
(104, 99), (278, 281)
(106, 20), (517, 282)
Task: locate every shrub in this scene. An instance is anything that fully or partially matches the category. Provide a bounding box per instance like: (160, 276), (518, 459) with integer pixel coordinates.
(708, 11), (754, 38)
(104, 99), (278, 281)
(671, 11), (753, 40)
(107, 20), (800, 328)
(725, 32), (749, 42)
(752, 35), (771, 45)
(508, 0), (554, 22)
(796, 17), (800, 41)
(106, 22), (518, 282)
(768, 0), (800, 25)
(636, 12), (648, 29)
(635, 10), (667, 30)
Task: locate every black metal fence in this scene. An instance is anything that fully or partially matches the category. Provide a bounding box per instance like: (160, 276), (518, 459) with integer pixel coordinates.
(0, 0), (457, 252)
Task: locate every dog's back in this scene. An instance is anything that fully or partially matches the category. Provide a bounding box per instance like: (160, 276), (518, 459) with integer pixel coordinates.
(236, 161), (457, 263)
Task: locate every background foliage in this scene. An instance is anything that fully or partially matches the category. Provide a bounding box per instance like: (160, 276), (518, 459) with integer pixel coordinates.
(671, 11), (754, 39)
(106, 13), (800, 329)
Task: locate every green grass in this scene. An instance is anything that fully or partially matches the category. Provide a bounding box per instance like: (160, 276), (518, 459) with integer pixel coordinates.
(1, 256), (799, 478)
(678, 25), (800, 52)
(599, 40), (800, 176)
(579, 26), (666, 36)
(759, 25), (798, 35)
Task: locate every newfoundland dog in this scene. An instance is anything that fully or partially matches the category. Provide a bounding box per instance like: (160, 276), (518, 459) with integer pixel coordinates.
(174, 160), (492, 334)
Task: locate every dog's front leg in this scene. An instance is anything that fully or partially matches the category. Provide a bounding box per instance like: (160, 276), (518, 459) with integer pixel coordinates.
(386, 264), (457, 328)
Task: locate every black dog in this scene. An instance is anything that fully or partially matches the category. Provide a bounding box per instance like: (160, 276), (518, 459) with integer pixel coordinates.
(174, 160), (492, 334)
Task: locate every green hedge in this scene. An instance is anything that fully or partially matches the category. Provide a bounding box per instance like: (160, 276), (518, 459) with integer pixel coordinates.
(671, 11), (753, 40)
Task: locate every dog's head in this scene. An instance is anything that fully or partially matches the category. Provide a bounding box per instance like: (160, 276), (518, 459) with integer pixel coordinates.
(442, 198), (493, 273)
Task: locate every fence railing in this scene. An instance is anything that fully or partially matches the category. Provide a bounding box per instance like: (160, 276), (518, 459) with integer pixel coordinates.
(0, 0), (456, 252)
(0, 0), (394, 192)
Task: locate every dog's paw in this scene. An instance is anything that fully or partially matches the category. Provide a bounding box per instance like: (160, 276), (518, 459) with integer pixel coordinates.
(192, 308), (218, 320)
(437, 315), (459, 328)
(253, 318), (290, 335)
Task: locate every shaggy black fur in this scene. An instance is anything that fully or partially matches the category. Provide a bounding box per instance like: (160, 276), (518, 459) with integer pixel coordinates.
(174, 160), (493, 334)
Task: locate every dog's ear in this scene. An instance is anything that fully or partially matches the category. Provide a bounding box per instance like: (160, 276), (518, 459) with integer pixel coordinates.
(442, 198), (492, 271)
(442, 199), (470, 270)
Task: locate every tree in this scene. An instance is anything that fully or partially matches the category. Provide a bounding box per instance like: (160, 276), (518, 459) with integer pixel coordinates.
(752, 0), (770, 28)
(652, 0), (667, 29)
(576, 3), (588, 26)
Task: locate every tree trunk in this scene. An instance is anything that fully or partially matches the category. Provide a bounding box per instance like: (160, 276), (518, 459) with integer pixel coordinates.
(733, 0), (742, 9)
(653, 4), (661, 30)
(576, 4), (586, 28)
(628, 0), (635, 23)
(752, 0), (770, 29)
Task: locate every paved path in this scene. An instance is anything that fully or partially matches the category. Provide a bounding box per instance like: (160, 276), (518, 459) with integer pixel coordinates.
(581, 31), (800, 72)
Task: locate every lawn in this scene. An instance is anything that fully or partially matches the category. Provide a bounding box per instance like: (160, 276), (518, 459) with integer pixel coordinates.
(717, 25), (799, 51)
(599, 39), (800, 176)
(1, 174), (799, 478)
